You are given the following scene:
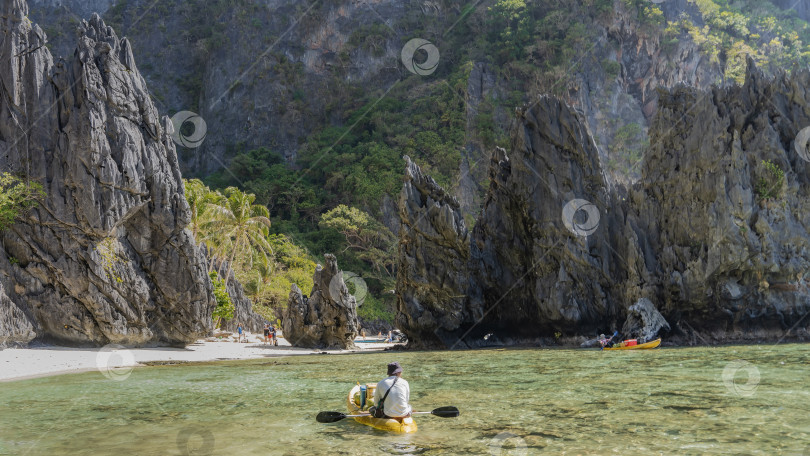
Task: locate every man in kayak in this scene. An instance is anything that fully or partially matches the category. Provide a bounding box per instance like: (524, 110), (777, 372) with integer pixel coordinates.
(370, 362), (412, 420)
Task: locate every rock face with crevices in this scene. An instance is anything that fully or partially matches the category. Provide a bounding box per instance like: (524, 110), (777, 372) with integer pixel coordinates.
(396, 61), (810, 348)
(0, 282), (36, 346)
(395, 156), (470, 349)
(0, 1), (214, 346)
(283, 254), (358, 349)
(623, 59), (810, 342)
(219, 274), (267, 335)
(467, 97), (616, 342)
(397, 99), (619, 348)
(621, 298), (670, 343)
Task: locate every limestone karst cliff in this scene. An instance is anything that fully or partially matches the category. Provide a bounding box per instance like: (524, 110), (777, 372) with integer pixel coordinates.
(397, 61), (810, 348)
(397, 97), (620, 348)
(0, 1), (215, 346)
(0, 282), (36, 346)
(624, 59), (810, 343)
(396, 156), (470, 349)
(467, 96), (617, 342)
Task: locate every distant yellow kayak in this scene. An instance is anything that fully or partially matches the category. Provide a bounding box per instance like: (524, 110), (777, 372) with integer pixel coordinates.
(347, 384), (417, 433)
(603, 338), (661, 350)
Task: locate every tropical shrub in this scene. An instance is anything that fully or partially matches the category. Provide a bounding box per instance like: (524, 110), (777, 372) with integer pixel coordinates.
(210, 271), (234, 328)
(0, 173), (45, 231)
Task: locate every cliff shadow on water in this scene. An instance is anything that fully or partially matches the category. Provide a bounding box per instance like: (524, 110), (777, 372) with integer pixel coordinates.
(396, 59), (810, 350)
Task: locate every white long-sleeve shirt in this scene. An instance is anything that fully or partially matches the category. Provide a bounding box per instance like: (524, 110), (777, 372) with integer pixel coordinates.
(374, 375), (411, 418)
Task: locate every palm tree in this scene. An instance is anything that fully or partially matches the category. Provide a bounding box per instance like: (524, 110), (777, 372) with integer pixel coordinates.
(242, 268), (268, 307)
(240, 245), (276, 299)
(205, 187), (273, 284)
(184, 179), (220, 242)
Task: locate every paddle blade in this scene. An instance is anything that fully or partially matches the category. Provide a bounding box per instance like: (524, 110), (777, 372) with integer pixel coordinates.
(431, 406), (460, 418)
(317, 411), (347, 423)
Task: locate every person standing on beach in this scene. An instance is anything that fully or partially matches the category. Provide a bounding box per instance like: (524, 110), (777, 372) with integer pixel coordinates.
(263, 324), (270, 344)
(370, 362), (412, 420)
(237, 323), (244, 343)
(271, 325), (277, 346)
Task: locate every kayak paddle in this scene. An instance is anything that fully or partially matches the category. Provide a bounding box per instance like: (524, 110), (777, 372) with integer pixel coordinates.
(316, 406), (459, 423)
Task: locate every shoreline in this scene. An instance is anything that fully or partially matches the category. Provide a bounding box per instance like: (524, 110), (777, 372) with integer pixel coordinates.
(0, 337), (396, 383)
(5, 336), (808, 384)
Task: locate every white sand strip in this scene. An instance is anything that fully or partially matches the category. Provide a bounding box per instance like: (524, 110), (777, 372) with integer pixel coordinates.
(0, 336), (394, 382)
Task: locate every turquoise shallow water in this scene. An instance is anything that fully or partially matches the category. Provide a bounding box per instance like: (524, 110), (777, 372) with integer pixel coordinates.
(0, 344), (809, 455)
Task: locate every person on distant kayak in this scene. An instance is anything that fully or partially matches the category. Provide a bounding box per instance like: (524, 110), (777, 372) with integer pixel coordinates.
(600, 331), (621, 349)
(370, 362), (412, 420)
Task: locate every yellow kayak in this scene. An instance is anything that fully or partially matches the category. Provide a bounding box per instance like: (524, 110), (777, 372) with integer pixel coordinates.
(347, 384), (417, 433)
(603, 338), (661, 350)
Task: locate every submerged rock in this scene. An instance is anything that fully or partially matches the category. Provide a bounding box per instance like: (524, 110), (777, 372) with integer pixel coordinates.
(283, 254), (359, 349)
(0, 1), (214, 346)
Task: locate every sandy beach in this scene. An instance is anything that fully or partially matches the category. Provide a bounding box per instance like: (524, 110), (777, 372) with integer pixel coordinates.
(0, 335), (395, 382)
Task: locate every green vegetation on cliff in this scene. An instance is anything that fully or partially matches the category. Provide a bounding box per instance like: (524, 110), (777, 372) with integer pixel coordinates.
(196, 0), (810, 328)
(0, 173), (44, 231)
(756, 159), (786, 200)
(319, 204), (396, 278)
(668, 0), (810, 84)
